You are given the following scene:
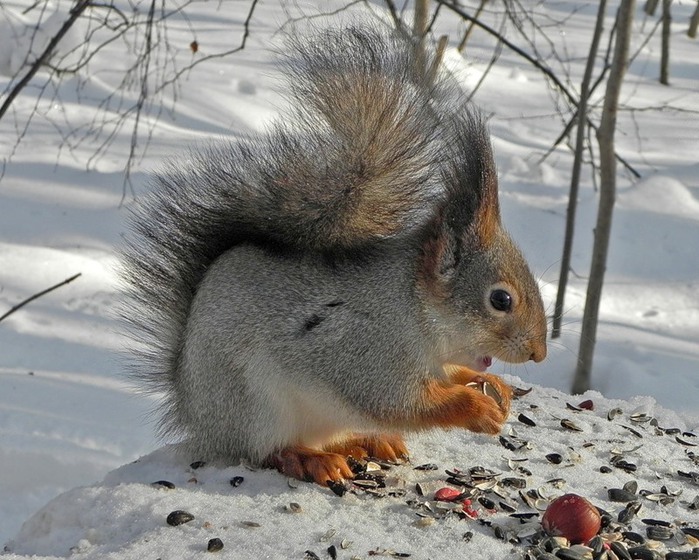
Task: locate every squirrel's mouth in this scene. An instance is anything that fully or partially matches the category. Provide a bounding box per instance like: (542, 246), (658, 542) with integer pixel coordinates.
(473, 356), (493, 372)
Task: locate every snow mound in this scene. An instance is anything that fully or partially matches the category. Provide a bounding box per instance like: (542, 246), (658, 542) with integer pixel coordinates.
(618, 175), (699, 220)
(5, 379), (698, 560)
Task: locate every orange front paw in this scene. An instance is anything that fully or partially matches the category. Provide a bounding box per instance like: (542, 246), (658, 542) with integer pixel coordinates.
(265, 446), (354, 486)
(415, 379), (508, 435)
(443, 363), (512, 417)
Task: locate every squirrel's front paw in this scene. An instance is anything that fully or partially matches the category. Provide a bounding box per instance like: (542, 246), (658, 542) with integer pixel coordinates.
(443, 364), (512, 418)
(417, 380), (508, 435)
(460, 384), (509, 434)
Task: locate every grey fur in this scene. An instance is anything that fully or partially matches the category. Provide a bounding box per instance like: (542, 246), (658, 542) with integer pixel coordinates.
(120, 25), (546, 464)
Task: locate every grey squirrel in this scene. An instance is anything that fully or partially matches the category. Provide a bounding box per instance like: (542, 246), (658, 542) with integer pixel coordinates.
(120, 25), (547, 485)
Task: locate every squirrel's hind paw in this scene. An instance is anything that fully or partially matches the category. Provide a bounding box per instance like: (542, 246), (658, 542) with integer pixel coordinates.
(323, 433), (409, 463)
(265, 446), (355, 486)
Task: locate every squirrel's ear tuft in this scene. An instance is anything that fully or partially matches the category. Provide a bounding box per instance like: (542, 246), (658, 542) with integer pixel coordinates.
(417, 211), (460, 299)
(470, 167), (500, 248)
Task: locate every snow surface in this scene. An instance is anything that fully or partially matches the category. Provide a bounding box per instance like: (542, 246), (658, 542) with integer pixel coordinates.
(1, 0), (698, 557)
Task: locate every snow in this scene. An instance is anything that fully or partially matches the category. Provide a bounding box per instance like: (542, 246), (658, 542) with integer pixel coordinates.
(1, 1), (698, 558)
(4, 386), (699, 559)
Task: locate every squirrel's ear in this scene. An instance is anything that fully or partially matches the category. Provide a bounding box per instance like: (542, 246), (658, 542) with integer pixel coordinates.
(417, 211), (460, 298)
(470, 168), (500, 248)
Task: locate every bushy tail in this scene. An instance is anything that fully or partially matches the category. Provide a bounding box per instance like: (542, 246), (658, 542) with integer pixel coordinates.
(119, 24), (492, 414)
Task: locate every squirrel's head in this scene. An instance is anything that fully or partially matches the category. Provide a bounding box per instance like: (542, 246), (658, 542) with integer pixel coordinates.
(418, 215), (547, 369)
(417, 136), (547, 370)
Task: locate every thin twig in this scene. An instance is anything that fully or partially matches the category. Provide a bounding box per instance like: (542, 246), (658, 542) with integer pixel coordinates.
(0, 273), (82, 323)
(436, 0), (640, 178)
(0, 0), (91, 123)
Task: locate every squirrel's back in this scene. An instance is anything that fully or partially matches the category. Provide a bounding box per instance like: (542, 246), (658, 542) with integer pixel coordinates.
(120, 24), (547, 472)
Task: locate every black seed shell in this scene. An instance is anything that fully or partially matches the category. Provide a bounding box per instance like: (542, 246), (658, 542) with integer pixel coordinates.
(166, 510), (195, 526)
(207, 538), (224, 552)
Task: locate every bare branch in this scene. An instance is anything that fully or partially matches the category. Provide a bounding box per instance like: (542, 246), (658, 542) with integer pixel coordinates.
(0, 0), (91, 122)
(0, 273), (82, 323)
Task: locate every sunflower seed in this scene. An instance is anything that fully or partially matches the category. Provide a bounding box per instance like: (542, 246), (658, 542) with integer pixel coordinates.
(479, 496), (496, 509)
(618, 502), (642, 524)
(513, 386), (533, 397)
(665, 553), (699, 560)
(622, 425), (644, 438)
(645, 525), (673, 540)
(555, 547), (590, 560)
(285, 502), (302, 513)
(622, 531), (645, 545)
(608, 408), (623, 421)
(546, 453), (564, 465)
(319, 528), (336, 542)
(207, 538), (224, 552)
(589, 536), (605, 553)
(413, 463), (438, 471)
(229, 476), (244, 487)
(623, 481), (639, 495)
(499, 500), (518, 512)
(626, 546), (662, 560)
(613, 460), (638, 473)
(501, 477), (528, 489)
(608, 488), (638, 502)
(328, 480), (348, 497)
(609, 542), (632, 560)
(500, 435), (528, 451)
(166, 510), (195, 526)
(561, 419), (583, 432)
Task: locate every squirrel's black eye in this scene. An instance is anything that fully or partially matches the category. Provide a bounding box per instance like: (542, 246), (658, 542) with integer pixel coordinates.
(489, 289), (513, 312)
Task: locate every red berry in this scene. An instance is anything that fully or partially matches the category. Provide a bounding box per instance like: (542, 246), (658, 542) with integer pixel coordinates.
(578, 399), (594, 410)
(434, 487), (461, 502)
(463, 508), (478, 519)
(541, 493), (601, 544)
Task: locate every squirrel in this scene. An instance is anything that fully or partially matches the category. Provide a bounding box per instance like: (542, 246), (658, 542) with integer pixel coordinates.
(120, 25), (547, 486)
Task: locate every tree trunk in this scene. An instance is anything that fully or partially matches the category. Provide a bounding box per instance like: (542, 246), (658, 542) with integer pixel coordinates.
(645, 0), (659, 15)
(660, 0), (671, 84)
(689, 1), (699, 37)
(572, 0), (636, 395)
(552, 0), (609, 339)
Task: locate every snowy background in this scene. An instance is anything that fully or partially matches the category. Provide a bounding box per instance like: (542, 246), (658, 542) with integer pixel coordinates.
(0, 0), (697, 557)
